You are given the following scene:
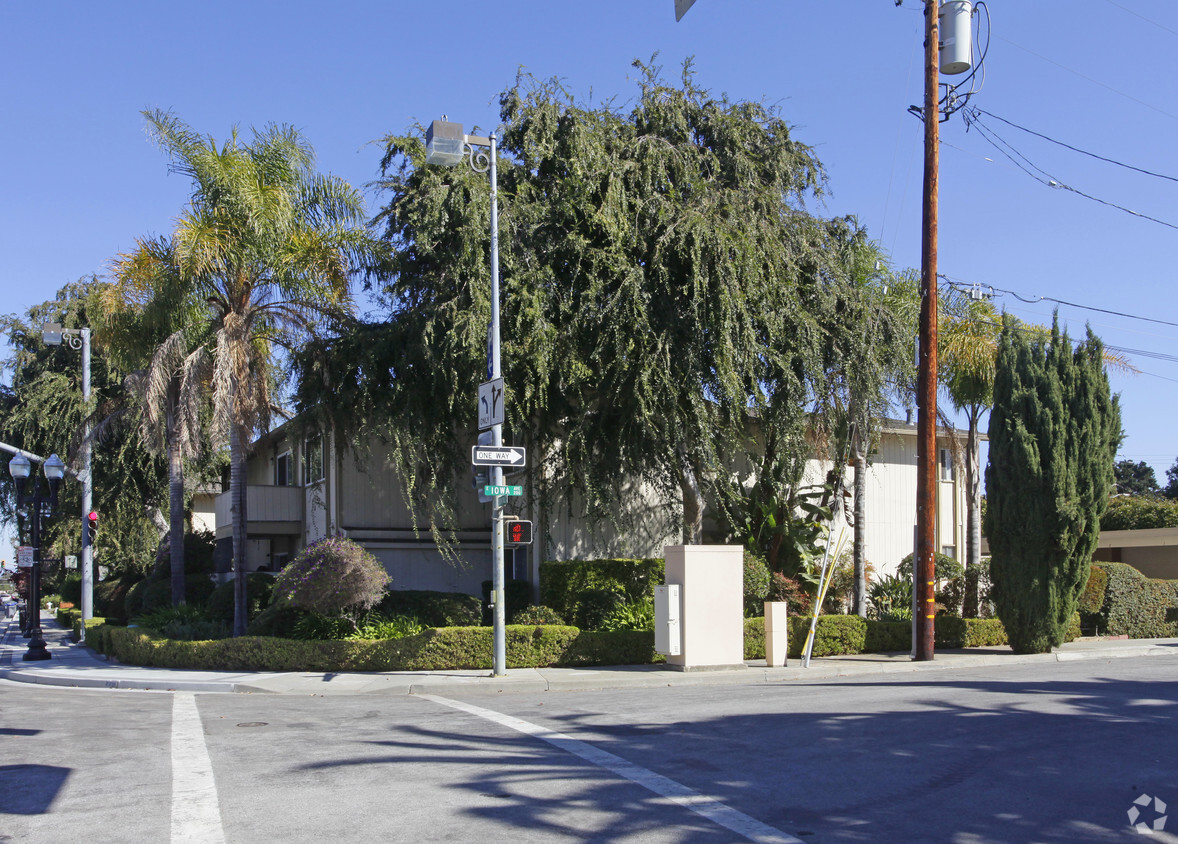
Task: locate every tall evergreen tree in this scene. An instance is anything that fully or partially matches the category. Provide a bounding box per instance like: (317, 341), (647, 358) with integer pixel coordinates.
(297, 60), (879, 554)
(984, 315), (1119, 653)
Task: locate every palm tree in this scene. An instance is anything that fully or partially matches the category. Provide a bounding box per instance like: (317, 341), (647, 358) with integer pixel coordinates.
(939, 294), (1135, 586)
(938, 293), (1000, 582)
(99, 236), (211, 606)
(143, 110), (375, 635)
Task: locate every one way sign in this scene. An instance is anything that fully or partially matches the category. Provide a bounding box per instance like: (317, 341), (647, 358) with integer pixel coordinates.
(471, 446), (526, 468)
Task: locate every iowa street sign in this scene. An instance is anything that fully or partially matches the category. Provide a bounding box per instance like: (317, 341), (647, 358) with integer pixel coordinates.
(483, 485), (522, 497)
(471, 445), (526, 467)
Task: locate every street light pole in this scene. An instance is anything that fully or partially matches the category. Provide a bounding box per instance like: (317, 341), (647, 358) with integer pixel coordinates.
(42, 323), (94, 637)
(425, 118), (509, 676)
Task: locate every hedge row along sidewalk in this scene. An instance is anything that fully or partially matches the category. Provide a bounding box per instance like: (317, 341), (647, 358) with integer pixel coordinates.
(69, 613), (1022, 673)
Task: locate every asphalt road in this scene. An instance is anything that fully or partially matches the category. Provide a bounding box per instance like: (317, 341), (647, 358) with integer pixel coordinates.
(3, 655), (1178, 843)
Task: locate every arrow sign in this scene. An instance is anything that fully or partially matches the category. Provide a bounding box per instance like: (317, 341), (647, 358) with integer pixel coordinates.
(471, 446), (526, 467)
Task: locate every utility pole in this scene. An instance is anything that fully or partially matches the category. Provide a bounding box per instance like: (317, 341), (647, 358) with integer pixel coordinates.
(914, 0), (941, 661)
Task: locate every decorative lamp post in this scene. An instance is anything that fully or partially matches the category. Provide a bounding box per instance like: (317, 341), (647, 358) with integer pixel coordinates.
(425, 117), (509, 677)
(9, 452), (65, 660)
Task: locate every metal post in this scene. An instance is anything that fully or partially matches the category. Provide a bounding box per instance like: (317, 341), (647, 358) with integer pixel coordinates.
(80, 328), (93, 639)
(914, 0), (940, 661)
(24, 487), (50, 661)
(488, 133), (507, 677)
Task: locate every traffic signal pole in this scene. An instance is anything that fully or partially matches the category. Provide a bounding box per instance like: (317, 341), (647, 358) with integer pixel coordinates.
(914, 0), (941, 661)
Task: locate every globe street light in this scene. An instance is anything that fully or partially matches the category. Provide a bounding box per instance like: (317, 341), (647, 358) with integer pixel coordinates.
(9, 452), (65, 660)
(425, 117), (509, 677)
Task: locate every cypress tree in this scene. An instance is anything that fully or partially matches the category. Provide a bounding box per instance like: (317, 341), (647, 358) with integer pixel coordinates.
(984, 316), (1119, 653)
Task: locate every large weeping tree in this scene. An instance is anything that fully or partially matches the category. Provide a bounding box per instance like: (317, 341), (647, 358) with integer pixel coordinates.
(143, 110), (376, 635)
(297, 60), (861, 550)
(984, 315), (1119, 653)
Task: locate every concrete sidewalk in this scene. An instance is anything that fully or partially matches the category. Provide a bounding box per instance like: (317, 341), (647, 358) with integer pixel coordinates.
(3, 611), (1177, 696)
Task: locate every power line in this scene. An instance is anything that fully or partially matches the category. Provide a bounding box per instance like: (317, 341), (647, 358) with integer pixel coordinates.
(940, 275), (1178, 330)
(962, 112), (1178, 232)
(972, 108), (1178, 184)
(997, 36), (1178, 122)
(1101, 0), (1178, 39)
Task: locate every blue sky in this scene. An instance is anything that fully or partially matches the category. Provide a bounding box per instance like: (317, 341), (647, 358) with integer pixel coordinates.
(2, 1), (1177, 553)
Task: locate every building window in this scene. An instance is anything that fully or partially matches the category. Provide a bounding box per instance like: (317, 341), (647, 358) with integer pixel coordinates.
(304, 433), (324, 485)
(276, 451), (292, 487)
(941, 545), (956, 560)
(939, 448), (955, 481)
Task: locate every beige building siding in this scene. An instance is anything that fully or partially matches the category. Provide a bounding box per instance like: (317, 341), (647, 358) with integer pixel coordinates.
(1095, 527), (1178, 581)
(801, 428), (971, 578)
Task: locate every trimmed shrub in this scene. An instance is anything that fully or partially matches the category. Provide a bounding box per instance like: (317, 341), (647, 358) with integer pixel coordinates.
(1079, 565), (1109, 630)
(865, 621), (911, 652)
(272, 536), (390, 617)
(378, 590), (481, 627)
(102, 624), (658, 671)
(935, 616), (1008, 648)
(207, 574), (275, 623)
(539, 558), (664, 620)
(1096, 562), (1178, 638)
(1101, 495), (1178, 531)
(743, 552), (771, 617)
(481, 579), (532, 626)
(512, 605), (566, 625)
(788, 614), (867, 658)
(898, 552), (965, 584)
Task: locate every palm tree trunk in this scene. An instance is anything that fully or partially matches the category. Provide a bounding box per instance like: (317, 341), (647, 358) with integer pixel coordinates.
(168, 410), (186, 606)
(965, 405), (983, 616)
(852, 434), (868, 618)
(230, 423), (248, 637)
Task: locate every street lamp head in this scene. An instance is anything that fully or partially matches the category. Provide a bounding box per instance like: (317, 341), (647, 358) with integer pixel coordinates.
(8, 453), (31, 481)
(426, 118), (465, 167)
(43, 454), (64, 506)
(43, 454), (65, 482)
(41, 322), (64, 346)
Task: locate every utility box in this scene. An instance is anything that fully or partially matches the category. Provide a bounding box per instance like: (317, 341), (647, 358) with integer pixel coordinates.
(764, 601), (789, 667)
(663, 545), (745, 671)
(654, 585), (681, 656)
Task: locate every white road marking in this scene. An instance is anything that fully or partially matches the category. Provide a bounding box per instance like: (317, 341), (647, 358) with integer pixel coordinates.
(171, 692), (226, 844)
(420, 693), (802, 844)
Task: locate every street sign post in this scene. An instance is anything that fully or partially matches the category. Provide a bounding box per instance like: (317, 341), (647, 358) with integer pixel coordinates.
(471, 445), (526, 467)
(483, 485), (522, 497)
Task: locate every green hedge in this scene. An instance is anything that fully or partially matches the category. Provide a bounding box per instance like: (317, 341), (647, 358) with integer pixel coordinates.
(742, 615), (868, 660)
(1101, 495), (1178, 531)
(539, 559), (664, 621)
(99, 624), (660, 672)
(1094, 563), (1178, 638)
